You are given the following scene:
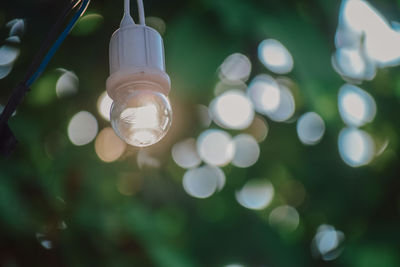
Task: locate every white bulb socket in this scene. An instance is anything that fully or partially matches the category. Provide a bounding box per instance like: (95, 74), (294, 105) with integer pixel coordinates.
(106, 21), (172, 147)
(106, 24), (171, 101)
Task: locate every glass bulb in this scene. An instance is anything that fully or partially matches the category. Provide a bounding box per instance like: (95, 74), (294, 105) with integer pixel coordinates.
(110, 88), (172, 147)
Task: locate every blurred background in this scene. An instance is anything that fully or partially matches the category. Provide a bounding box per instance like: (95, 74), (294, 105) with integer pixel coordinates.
(1, 0), (400, 266)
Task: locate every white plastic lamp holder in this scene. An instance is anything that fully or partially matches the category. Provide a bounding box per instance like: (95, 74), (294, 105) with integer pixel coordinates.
(106, 0), (172, 147)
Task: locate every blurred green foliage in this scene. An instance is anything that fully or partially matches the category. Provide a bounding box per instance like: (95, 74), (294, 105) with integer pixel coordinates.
(1, 0), (400, 266)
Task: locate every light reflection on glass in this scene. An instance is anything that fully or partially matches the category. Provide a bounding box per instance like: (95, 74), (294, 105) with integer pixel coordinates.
(338, 127), (375, 167)
(296, 112), (325, 145)
(258, 39), (294, 74)
(232, 134), (260, 168)
(197, 129), (235, 167)
(338, 84), (376, 127)
(67, 111), (98, 146)
(236, 179), (274, 210)
(172, 138), (201, 169)
(269, 205), (300, 233)
(210, 90), (254, 130)
(219, 53), (252, 83)
(182, 165), (224, 199)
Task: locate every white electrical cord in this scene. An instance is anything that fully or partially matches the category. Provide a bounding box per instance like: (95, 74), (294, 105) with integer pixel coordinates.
(122, 0), (135, 26)
(137, 0), (146, 25)
(123, 0), (145, 25)
(124, 0), (130, 15)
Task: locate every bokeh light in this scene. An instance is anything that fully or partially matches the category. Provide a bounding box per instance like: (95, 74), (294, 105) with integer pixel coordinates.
(312, 224), (345, 261)
(197, 129), (235, 167)
(338, 84), (376, 127)
(332, 47), (376, 81)
(67, 111), (98, 146)
(196, 104), (212, 128)
(338, 127), (375, 167)
(172, 138), (201, 169)
(258, 39), (294, 74)
(95, 127), (126, 163)
(6, 18), (25, 37)
(145, 17), (167, 35)
(245, 115), (269, 143)
(236, 179), (274, 210)
(56, 69), (79, 98)
(0, 44), (19, 66)
(269, 205), (300, 233)
(0, 63), (13, 79)
(297, 112), (326, 145)
(183, 165), (224, 199)
(35, 233), (53, 250)
(267, 85), (295, 122)
(247, 74), (281, 114)
(116, 173), (142, 196)
(338, 0), (400, 68)
(210, 90), (254, 130)
(72, 13), (104, 36)
(214, 80), (247, 96)
(232, 134), (260, 168)
(137, 149), (161, 169)
(97, 91), (113, 121)
(219, 53), (251, 83)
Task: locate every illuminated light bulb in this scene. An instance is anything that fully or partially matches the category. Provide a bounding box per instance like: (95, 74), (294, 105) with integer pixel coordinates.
(106, 3), (172, 147)
(110, 87), (172, 147)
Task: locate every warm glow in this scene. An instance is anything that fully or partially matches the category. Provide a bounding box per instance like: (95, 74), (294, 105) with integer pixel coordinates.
(97, 91), (113, 121)
(95, 127), (126, 162)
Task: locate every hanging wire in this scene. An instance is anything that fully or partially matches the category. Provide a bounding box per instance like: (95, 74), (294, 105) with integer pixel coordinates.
(0, 0), (91, 155)
(27, 0), (90, 86)
(137, 0), (146, 25)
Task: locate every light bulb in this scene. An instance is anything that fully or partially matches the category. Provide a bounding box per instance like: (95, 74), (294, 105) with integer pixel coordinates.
(110, 84), (172, 147)
(106, 5), (172, 147)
